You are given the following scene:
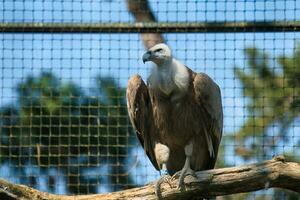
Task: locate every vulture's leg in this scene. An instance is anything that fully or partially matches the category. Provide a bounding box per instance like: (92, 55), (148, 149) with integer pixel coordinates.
(154, 143), (171, 199)
(155, 163), (172, 199)
(176, 141), (195, 190)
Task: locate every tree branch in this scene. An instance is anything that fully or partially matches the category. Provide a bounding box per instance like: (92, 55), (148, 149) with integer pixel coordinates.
(126, 0), (165, 48)
(0, 156), (299, 200)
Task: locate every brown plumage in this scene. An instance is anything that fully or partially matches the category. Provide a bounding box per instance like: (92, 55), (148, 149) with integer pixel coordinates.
(126, 43), (223, 191)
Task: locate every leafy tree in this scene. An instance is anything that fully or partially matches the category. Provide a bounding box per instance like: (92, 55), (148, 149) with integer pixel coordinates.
(233, 46), (300, 199)
(0, 72), (136, 194)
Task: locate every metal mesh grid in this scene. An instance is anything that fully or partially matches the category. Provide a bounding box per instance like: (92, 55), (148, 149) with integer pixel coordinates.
(1, 0), (300, 23)
(1, 0), (300, 199)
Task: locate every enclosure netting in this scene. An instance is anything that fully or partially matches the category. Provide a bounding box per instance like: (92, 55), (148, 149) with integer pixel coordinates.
(0, 0), (300, 199)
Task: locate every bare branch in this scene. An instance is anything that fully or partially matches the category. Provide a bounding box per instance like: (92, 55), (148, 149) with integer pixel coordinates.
(1, 156), (299, 200)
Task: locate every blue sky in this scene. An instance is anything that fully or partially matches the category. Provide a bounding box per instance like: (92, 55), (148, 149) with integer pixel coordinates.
(1, 0), (300, 194)
(1, 0), (300, 23)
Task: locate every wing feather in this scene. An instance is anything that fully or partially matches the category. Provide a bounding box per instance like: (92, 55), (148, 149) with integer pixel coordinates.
(126, 75), (159, 170)
(193, 73), (223, 167)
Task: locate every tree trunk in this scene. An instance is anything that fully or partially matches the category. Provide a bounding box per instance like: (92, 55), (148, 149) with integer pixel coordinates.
(0, 156), (299, 200)
(126, 0), (165, 48)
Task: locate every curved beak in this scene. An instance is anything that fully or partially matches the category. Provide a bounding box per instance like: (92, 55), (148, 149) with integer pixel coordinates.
(142, 51), (152, 64)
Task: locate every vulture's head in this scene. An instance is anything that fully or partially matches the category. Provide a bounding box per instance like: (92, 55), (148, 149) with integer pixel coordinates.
(142, 43), (172, 66)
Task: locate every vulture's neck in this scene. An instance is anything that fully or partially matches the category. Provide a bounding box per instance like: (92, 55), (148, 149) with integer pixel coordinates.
(148, 58), (190, 97)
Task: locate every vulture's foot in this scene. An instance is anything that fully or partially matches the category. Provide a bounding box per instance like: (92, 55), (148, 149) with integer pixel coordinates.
(175, 141), (195, 190)
(175, 167), (195, 190)
(155, 174), (172, 199)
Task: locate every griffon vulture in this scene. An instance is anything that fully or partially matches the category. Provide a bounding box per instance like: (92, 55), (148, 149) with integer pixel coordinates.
(126, 43), (223, 195)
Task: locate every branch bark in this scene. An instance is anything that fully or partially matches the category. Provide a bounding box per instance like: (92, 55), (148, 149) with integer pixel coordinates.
(126, 0), (165, 48)
(0, 156), (299, 200)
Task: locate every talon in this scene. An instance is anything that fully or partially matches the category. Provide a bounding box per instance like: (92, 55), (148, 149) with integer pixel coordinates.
(171, 171), (181, 181)
(177, 169), (186, 190)
(177, 165), (195, 190)
(155, 174), (172, 199)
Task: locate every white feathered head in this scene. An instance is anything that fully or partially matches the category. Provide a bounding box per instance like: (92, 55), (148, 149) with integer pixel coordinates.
(142, 43), (172, 65)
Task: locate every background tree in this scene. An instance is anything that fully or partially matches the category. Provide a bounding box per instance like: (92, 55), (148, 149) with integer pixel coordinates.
(233, 45), (300, 199)
(0, 72), (136, 194)
(126, 0), (164, 48)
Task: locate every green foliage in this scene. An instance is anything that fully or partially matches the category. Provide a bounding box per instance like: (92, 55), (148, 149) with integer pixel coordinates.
(0, 72), (136, 194)
(234, 46), (300, 161)
(233, 46), (300, 199)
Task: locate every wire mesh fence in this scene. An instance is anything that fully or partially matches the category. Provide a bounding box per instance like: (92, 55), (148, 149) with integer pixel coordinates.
(0, 0), (300, 199)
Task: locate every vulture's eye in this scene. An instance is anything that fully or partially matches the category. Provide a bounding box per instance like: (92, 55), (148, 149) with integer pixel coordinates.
(156, 48), (163, 52)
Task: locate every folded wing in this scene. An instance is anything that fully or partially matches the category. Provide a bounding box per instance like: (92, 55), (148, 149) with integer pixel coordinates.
(193, 72), (223, 169)
(126, 75), (159, 170)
